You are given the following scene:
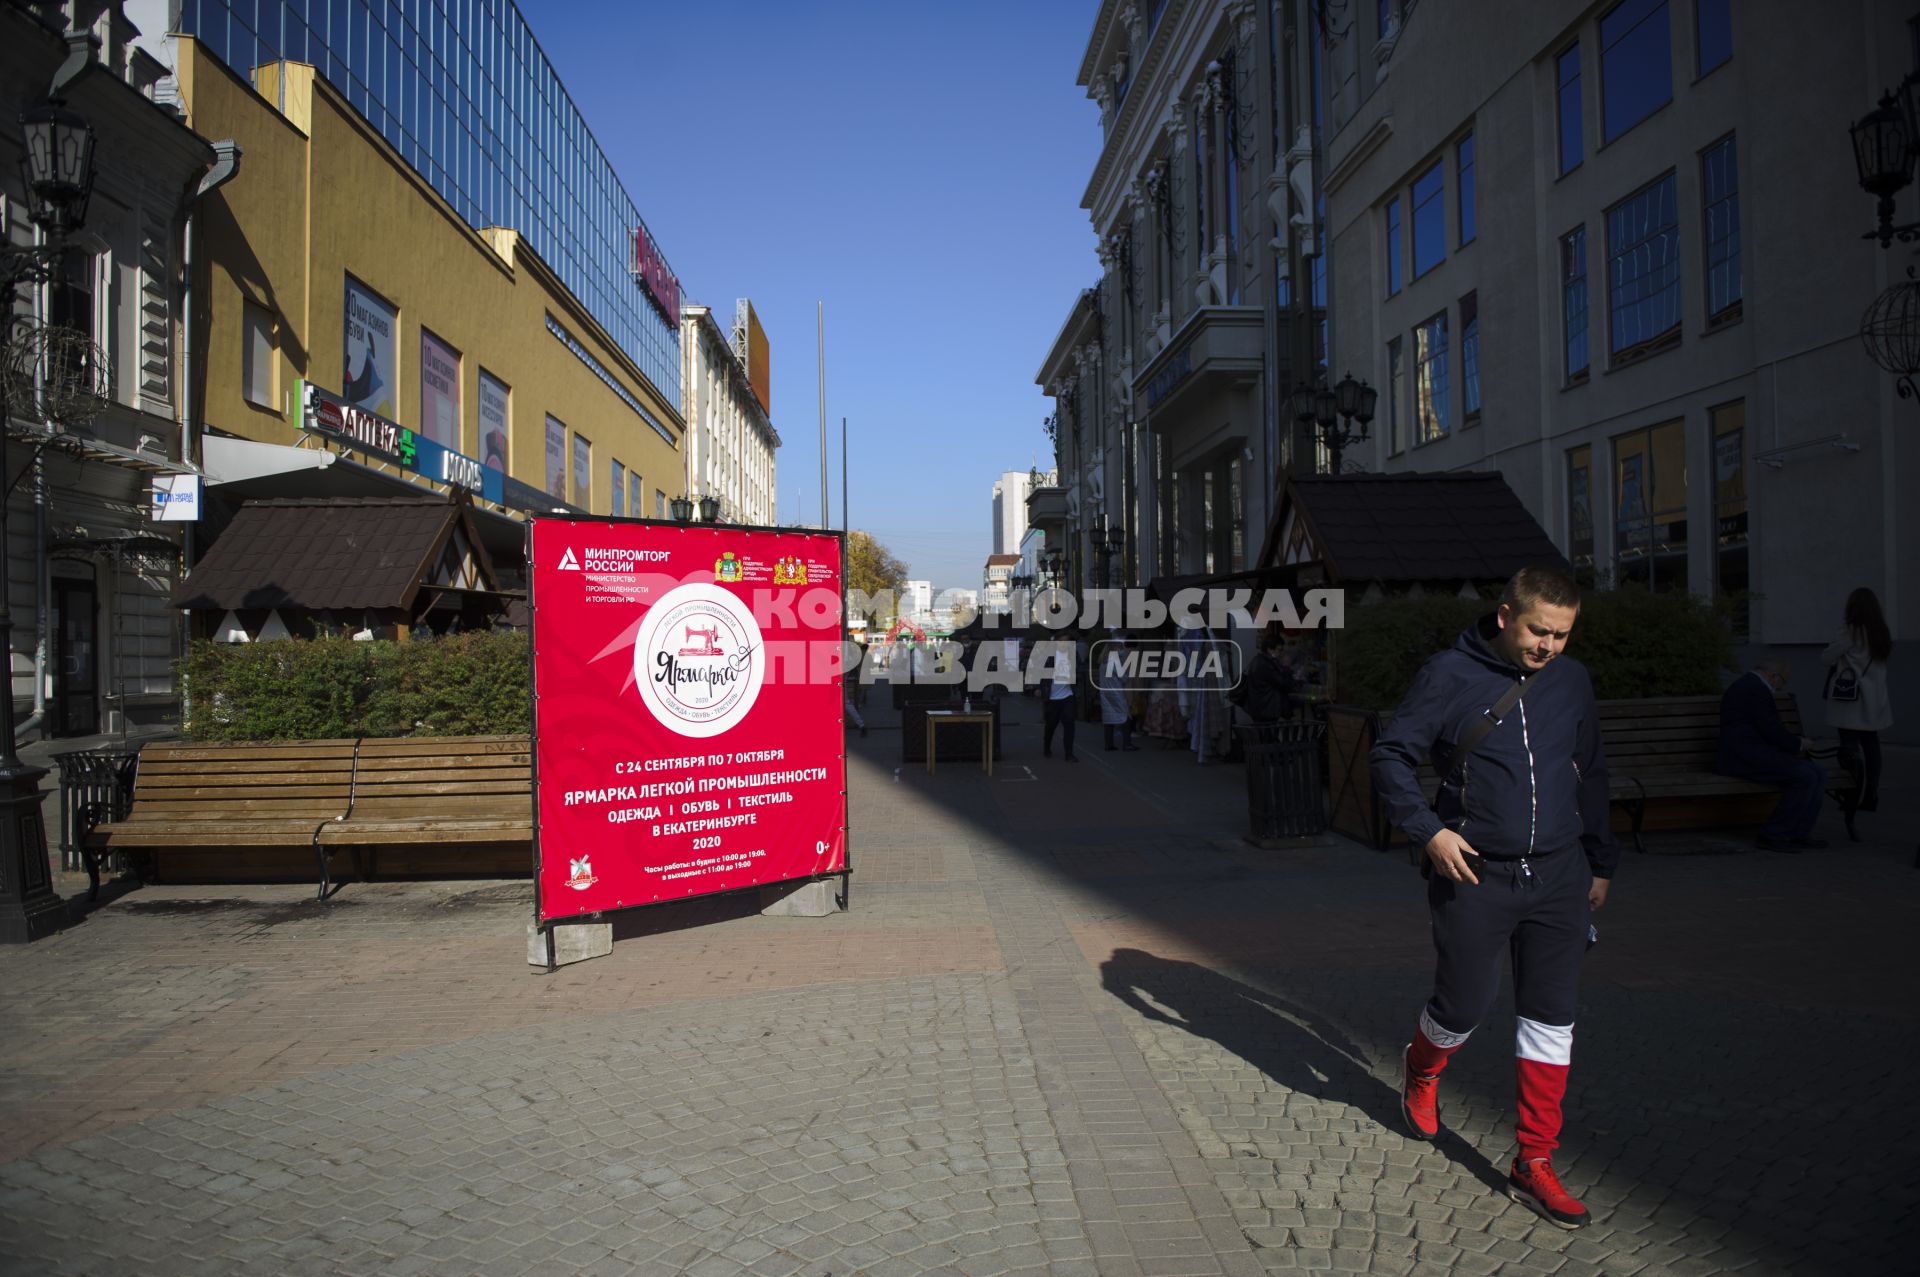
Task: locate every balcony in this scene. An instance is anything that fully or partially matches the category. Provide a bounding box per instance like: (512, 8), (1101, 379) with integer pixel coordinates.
(1026, 483), (1069, 534)
(1134, 306), (1264, 424)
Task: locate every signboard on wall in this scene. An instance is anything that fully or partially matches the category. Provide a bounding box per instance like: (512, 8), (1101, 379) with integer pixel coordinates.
(419, 329), (461, 450)
(631, 222), (682, 327)
(529, 519), (848, 922)
(150, 474), (201, 522)
(343, 276), (397, 419)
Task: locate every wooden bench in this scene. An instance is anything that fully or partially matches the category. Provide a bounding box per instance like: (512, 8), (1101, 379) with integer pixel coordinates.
(1329, 693), (1862, 854)
(85, 735), (532, 900)
(1599, 694), (1861, 852)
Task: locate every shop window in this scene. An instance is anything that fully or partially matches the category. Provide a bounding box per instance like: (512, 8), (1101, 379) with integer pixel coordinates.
(572, 434), (591, 509)
(611, 460), (625, 518)
(1600, 0), (1672, 143)
(1612, 419), (1687, 592)
(1711, 401), (1748, 634)
(1414, 311), (1450, 443)
(1460, 291), (1481, 423)
(1457, 133), (1476, 246)
(1562, 226), (1590, 383)
(1701, 134), (1741, 325)
(1556, 43), (1583, 175)
(544, 415), (567, 500)
(1411, 160), (1445, 277)
(1606, 172), (1681, 364)
(1385, 197), (1403, 296)
(1567, 445), (1595, 584)
(1387, 336), (1405, 455)
(1695, 0), (1731, 76)
(242, 302), (275, 407)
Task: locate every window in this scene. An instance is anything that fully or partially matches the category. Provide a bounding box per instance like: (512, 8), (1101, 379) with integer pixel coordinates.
(572, 434), (591, 507)
(1606, 172), (1681, 362)
(1193, 97), (1207, 270)
(630, 477), (644, 519)
(1457, 133), (1476, 246)
(544, 416), (566, 500)
(1600, 0), (1672, 143)
(1567, 445), (1595, 580)
(1385, 197), (1403, 295)
(478, 370), (509, 473)
(419, 328), (460, 449)
(1387, 337), (1405, 453)
(1460, 292), (1481, 422)
(656, 489), (667, 519)
(48, 248), (96, 389)
(1556, 44), (1583, 175)
(1695, 0), (1731, 75)
(1411, 160), (1445, 277)
(1414, 312), (1450, 442)
(1612, 419), (1687, 591)
(1710, 401), (1748, 634)
(611, 460), (625, 518)
(1562, 226), (1590, 382)
(242, 302), (275, 407)
(1701, 135), (1741, 324)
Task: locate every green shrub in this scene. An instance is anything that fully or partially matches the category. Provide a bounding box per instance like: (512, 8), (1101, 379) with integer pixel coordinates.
(181, 632), (530, 741)
(1336, 587), (1732, 711)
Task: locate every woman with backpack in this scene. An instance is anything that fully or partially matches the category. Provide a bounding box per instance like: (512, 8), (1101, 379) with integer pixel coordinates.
(1821, 586), (1893, 814)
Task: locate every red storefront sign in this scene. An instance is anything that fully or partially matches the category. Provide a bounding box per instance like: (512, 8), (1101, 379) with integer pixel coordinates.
(529, 518), (847, 922)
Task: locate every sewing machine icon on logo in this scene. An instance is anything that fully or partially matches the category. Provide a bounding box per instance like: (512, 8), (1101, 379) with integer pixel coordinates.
(678, 624), (723, 657)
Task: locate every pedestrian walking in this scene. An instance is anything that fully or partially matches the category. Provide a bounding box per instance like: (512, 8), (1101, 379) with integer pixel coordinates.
(1098, 631), (1139, 751)
(1370, 565), (1617, 1230)
(1716, 660), (1826, 851)
(1041, 637), (1080, 762)
(1234, 630), (1296, 724)
(1821, 586), (1892, 816)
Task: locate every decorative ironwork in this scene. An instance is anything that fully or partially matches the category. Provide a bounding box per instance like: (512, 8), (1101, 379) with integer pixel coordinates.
(4, 319), (111, 435)
(1861, 265), (1920, 404)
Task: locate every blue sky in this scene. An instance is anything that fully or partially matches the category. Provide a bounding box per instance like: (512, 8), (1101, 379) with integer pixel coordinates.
(530, 2), (1101, 594)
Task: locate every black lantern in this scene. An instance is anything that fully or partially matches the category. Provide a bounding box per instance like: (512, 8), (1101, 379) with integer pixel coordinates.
(1290, 382), (1317, 424)
(1853, 91), (1914, 200)
(669, 495), (693, 522)
(697, 495), (720, 522)
(19, 101), (95, 234)
(1105, 524), (1126, 553)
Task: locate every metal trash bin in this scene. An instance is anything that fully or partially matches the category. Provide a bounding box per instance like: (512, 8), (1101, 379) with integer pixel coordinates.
(49, 749), (140, 872)
(1239, 721), (1327, 840)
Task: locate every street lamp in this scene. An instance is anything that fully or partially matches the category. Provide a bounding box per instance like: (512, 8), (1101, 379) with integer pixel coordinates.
(1852, 89), (1918, 247)
(1293, 370), (1377, 475)
(669, 495), (693, 522)
(1042, 550), (1065, 588)
(697, 495), (720, 523)
(2, 100), (98, 943)
(1098, 524), (1127, 588)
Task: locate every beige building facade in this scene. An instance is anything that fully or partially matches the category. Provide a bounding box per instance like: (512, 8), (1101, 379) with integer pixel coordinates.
(680, 303), (778, 527)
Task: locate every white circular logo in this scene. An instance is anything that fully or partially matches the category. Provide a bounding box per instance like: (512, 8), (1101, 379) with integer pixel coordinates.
(634, 583), (765, 738)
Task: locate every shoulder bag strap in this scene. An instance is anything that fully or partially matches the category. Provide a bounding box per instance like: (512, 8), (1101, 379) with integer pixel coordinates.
(1441, 664), (1550, 782)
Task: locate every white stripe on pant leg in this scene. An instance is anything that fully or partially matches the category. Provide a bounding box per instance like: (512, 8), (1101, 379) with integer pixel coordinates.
(1419, 1008), (1472, 1049)
(1516, 1017), (1573, 1065)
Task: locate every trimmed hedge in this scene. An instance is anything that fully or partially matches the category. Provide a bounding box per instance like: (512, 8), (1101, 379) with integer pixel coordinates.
(1336, 588), (1734, 711)
(181, 632), (530, 741)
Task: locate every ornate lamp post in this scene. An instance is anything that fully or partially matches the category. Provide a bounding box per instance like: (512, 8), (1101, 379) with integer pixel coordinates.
(1852, 89), (1919, 247)
(1099, 524), (1127, 589)
(2, 100), (97, 943)
(1292, 371), (1377, 475)
(669, 495), (693, 522)
(697, 495), (720, 523)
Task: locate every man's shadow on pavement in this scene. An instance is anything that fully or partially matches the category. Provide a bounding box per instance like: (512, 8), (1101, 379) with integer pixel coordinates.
(1099, 947), (1506, 1193)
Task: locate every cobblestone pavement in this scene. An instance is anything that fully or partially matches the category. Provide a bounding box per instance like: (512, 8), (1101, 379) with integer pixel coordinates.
(1, 704), (1915, 1275)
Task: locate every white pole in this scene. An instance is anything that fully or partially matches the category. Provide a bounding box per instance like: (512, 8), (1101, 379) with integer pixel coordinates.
(817, 301), (828, 530)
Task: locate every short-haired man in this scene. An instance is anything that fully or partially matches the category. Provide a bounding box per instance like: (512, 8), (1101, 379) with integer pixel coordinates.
(1370, 566), (1618, 1229)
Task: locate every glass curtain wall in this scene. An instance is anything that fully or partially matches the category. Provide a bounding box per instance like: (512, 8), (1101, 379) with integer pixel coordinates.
(180, 0), (682, 403)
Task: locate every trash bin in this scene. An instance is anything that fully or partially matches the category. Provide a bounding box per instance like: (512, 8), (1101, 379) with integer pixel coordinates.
(1239, 721), (1327, 840)
(49, 749), (139, 872)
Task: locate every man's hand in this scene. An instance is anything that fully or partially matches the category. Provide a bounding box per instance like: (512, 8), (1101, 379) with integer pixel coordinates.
(1589, 877), (1610, 910)
(1423, 829), (1480, 884)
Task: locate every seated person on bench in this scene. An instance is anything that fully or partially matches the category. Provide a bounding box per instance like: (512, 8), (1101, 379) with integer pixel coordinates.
(1715, 660), (1826, 852)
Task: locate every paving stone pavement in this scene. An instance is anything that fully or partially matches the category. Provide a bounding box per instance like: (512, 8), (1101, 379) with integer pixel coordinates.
(1, 704), (1915, 1275)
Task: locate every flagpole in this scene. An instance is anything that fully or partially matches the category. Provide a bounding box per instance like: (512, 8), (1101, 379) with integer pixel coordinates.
(817, 302), (828, 530)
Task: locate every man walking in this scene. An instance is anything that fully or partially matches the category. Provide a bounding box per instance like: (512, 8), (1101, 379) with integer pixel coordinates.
(1370, 566), (1617, 1230)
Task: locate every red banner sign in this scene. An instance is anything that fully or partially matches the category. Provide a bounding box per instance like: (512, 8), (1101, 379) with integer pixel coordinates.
(530, 519), (847, 921)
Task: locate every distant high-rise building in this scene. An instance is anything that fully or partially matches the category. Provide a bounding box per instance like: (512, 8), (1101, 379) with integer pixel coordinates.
(991, 470), (1033, 556)
(903, 580), (933, 627)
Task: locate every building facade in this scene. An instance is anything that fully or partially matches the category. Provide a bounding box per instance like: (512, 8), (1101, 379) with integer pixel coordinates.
(990, 468), (1031, 556)
(982, 552), (1019, 616)
(680, 303), (778, 527)
(4, 0), (215, 737)
(1319, 0), (1917, 735)
(1041, 0), (1327, 595)
(162, 0), (682, 407)
(170, 36), (685, 614)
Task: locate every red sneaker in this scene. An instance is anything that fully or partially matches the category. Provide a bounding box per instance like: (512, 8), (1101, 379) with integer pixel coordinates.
(1508, 1156), (1590, 1229)
(1400, 1043), (1440, 1140)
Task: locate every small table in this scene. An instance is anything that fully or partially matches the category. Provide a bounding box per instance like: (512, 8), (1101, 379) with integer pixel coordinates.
(926, 710), (994, 776)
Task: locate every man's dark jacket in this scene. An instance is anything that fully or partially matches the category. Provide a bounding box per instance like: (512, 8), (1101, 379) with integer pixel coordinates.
(1240, 651), (1294, 722)
(1370, 615), (1619, 879)
(1715, 672), (1798, 775)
